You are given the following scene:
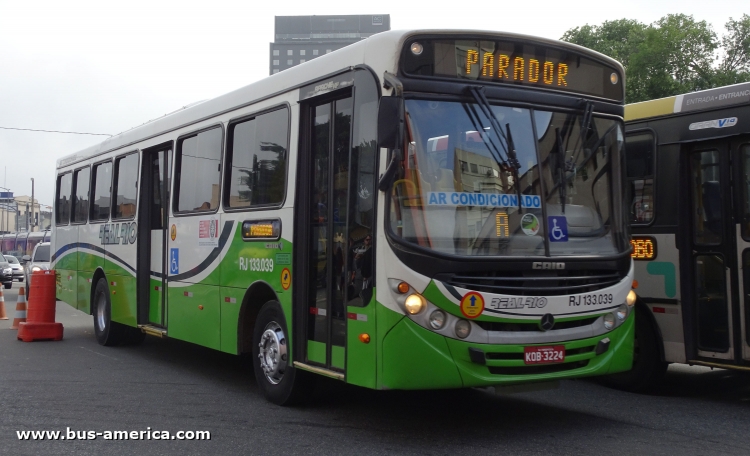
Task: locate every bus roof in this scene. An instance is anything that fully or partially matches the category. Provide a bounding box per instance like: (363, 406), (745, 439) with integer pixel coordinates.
(57, 29), (623, 169)
(625, 81), (750, 122)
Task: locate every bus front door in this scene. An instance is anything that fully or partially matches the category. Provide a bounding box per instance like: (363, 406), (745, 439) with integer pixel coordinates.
(686, 141), (742, 363)
(137, 146), (172, 328)
(298, 94), (353, 374)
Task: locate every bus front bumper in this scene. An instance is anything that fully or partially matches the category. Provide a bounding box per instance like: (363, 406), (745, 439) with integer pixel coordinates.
(380, 311), (634, 390)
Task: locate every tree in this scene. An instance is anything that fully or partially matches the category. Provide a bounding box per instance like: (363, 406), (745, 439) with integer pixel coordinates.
(560, 19), (646, 72)
(717, 15), (750, 86)
(561, 14), (750, 102)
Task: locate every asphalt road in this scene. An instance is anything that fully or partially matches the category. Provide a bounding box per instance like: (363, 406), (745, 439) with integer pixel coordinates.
(1, 281), (749, 456)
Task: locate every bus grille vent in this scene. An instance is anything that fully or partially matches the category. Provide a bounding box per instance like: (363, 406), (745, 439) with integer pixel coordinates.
(488, 360), (589, 375)
(475, 317), (598, 333)
(436, 270), (622, 296)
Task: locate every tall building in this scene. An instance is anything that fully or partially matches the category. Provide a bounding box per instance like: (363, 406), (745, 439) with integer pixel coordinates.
(270, 15), (390, 75)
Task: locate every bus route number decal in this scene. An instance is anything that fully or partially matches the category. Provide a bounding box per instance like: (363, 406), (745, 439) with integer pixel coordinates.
(569, 293), (613, 306)
(239, 257), (274, 272)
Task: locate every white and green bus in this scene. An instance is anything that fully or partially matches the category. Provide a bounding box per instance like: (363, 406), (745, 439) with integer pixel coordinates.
(620, 82), (750, 391)
(53, 29), (636, 404)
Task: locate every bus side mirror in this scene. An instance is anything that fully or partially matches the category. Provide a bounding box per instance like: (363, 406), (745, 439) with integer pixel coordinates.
(377, 97), (401, 150)
(22, 255), (30, 263)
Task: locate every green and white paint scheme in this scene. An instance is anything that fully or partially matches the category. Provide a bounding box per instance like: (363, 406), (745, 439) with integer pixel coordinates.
(52, 29), (636, 402)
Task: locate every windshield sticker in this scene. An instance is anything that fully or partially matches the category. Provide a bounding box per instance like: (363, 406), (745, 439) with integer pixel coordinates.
(548, 216), (568, 242)
(521, 213), (540, 236)
(427, 192), (541, 209)
(460, 292), (484, 318)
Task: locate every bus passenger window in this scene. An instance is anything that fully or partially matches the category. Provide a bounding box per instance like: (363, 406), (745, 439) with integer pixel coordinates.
(175, 127), (222, 213)
(71, 167), (90, 223)
(225, 107), (289, 209)
(625, 132), (654, 224)
(90, 161), (113, 222)
(113, 153), (138, 219)
(56, 172), (73, 225)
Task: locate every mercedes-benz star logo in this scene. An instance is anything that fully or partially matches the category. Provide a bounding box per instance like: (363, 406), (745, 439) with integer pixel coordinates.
(539, 313), (555, 331)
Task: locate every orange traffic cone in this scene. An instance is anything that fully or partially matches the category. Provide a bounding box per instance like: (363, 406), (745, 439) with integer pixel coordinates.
(0, 288), (7, 320)
(10, 287), (27, 330)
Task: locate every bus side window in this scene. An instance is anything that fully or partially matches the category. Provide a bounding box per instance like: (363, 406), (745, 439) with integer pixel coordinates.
(55, 172), (73, 226)
(625, 132), (655, 224)
(174, 126), (223, 213)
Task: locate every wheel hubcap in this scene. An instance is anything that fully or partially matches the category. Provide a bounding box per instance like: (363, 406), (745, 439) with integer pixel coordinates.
(258, 322), (287, 385)
(96, 293), (107, 332)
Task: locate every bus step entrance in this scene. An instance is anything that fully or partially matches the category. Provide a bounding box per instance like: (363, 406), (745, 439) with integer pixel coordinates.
(138, 324), (167, 338)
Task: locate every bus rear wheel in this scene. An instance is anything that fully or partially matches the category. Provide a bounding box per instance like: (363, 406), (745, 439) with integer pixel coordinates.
(252, 300), (315, 405)
(92, 278), (133, 346)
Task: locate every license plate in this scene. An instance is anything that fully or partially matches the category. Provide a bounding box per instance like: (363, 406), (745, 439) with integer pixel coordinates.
(523, 345), (565, 365)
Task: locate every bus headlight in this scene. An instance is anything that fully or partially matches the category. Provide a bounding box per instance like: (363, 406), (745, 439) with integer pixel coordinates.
(603, 313), (615, 330)
(626, 290), (637, 306)
(455, 319), (471, 339)
(616, 304), (628, 321)
(429, 310), (447, 330)
(404, 294), (426, 315)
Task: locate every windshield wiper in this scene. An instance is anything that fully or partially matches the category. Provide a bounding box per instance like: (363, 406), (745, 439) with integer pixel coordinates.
(555, 128), (567, 214)
(504, 123), (524, 213)
(467, 86), (523, 211)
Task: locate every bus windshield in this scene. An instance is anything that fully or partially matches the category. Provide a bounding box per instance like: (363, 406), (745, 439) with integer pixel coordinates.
(388, 99), (627, 257)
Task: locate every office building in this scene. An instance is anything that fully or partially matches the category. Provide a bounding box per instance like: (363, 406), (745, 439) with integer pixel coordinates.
(270, 15), (390, 75)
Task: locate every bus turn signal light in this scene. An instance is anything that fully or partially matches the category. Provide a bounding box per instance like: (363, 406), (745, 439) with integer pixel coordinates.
(397, 282), (410, 294)
(359, 333), (370, 344)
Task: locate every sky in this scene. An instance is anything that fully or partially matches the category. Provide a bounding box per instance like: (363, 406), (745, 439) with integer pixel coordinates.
(0, 0), (747, 209)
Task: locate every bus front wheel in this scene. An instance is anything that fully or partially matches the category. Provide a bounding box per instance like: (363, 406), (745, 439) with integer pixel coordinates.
(602, 306), (667, 393)
(252, 300), (315, 405)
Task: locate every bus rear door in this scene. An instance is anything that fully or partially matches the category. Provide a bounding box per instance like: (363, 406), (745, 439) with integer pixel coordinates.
(137, 145), (172, 329)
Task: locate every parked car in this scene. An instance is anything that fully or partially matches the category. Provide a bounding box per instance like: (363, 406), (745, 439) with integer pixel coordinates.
(24, 242), (51, 297)
(0, 256), (12, 289)
(3, 254), (24, 281)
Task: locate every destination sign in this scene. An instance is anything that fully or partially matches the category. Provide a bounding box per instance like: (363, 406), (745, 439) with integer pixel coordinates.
(631, 236), (656, 261)
(401, 37), (624, 101)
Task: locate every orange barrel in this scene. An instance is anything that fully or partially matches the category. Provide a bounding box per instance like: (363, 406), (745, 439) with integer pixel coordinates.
(27, 270), (57, 323)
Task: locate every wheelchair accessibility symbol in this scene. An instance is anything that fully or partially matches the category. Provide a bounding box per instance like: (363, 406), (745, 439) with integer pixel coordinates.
(170, 248), (179, 274)
(548, 216), (568, 242)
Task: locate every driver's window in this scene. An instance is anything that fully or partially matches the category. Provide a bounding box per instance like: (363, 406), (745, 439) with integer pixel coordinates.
(625, 132), (655, 224)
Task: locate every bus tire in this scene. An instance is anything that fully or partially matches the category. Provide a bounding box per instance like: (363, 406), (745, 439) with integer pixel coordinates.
(252, 300), (315, 405)
(92, 278), (127, 346)
(601, 307), (667, 393)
